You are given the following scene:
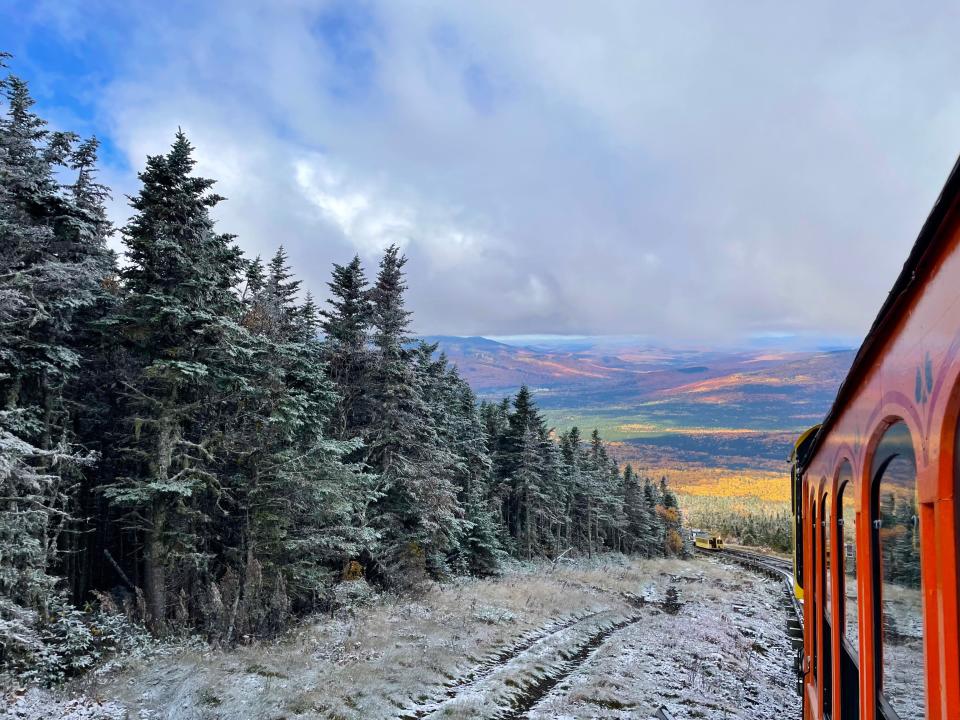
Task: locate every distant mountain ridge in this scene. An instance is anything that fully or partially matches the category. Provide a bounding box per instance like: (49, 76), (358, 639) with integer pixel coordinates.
(425, 334), (856, 501)
(424, 335), (854, 426)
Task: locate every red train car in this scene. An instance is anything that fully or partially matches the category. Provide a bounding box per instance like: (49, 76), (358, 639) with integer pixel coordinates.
(794, 156), (960, 719)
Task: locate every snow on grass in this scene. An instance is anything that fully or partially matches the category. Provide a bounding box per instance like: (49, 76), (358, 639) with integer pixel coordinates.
(1, 688), (127, 719)
(411, 611), (641, 719)
(529, 558), (799, 719)
(71, 567), (627, 719)
(17, 556), (800, 719)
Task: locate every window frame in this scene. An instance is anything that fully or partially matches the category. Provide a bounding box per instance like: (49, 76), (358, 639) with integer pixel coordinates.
(868, 419), (920, 720)
(836, 459), (858, 663)
(821, 486), (833, 717)
(811, 488), (819, 686)
(823, 489), (832, 614)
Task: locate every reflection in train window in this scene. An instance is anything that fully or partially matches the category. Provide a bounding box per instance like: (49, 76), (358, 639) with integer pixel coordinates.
(870, 421), (924, 718)
(837, 462), (857, 653)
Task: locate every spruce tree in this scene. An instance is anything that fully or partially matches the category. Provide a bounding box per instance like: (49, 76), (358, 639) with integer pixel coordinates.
(102, 131), (245, 627)
(321, 255), (372, 440)
(263, 246), (301, 335)
(643, 477), (666, 556)
(582, 429), (608, 555)
(223, 249), (374, 633)
(560, 427), (584, 551)
(621, 465), (638, 553)
(536, 427), (565, 557)
(503, 386), (543, 540)
(447, 382), (503, 575)
(365, 246), (459, 585)
(514, 426), (546, 559)
(0, 63), (115, 668)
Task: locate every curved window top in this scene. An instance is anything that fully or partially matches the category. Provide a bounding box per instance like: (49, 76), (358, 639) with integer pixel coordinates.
(870, 421), (915, 490)
(835, 458), (853, 486)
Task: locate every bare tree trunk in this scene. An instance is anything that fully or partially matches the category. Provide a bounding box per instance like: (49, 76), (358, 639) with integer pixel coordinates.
(525, 485), (531, 560)
(144, 506), (166, 628)
(586, 497), (593, 558)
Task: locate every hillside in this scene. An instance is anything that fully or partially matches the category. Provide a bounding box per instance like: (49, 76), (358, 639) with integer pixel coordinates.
(430, 335), (855, 502)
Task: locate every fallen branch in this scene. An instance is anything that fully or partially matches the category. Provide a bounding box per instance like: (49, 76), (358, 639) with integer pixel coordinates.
(103, 549), (136, 592)
(550, 547), (573, 570)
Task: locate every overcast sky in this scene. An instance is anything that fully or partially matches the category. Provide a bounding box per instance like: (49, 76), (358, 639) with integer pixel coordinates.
(4, 2), (960, 341)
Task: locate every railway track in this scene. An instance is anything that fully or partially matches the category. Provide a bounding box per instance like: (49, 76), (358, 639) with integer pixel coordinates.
(697, 545), (805, 695)
(697, 546), (801, 620)
(721, 548), (793, 579)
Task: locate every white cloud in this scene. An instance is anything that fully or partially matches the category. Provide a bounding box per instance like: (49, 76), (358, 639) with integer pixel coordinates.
(293, 154), (491, 269)
(19, 0), (960, 339)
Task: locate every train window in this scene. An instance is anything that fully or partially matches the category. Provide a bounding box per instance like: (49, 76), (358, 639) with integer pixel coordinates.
(837, 462), (860, 720)
(821, 489), (833, 717)
(794, 466), (804, 590)
(811, 494), (818, 683)
(870, 421), (924, 719)
(837, 462), (857, 655)
(823, 491), (832, 613)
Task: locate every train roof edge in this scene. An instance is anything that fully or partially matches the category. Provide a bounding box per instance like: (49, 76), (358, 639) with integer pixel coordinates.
(799, 152), (960, 473)
(791, 424), (821, 466)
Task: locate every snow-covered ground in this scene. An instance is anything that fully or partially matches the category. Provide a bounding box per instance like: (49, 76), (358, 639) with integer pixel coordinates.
(2, 556), (799, 719)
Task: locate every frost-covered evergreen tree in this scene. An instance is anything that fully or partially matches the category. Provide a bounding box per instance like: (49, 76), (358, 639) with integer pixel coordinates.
(0, 61), (115, 671)
(448, 382), (504, 575)
(584, 429), (610, 555)
(623, 464), (659, 555)
(621, 465), (639, 552)
(501, 385), (543, 541)
(222, 247), (375, 635)
(514, 426), (547, 559)
(101, 131), (246, 627)
(643, 477), (666, 556)
(560, 426), (584, 551)
(320, 255), (372, 440)
(364, 246), (459, 585)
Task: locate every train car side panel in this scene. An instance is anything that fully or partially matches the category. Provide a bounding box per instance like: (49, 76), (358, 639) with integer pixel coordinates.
(800, 182), (960, 719)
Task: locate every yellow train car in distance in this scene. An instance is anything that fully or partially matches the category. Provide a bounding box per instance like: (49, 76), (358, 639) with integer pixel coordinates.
(693, 530), (723, 551)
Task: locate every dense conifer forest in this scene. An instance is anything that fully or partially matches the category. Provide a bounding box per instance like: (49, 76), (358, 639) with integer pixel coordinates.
(0, 60), (684, 682)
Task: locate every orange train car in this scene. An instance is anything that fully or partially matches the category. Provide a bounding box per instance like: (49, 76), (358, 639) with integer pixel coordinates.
(793, 156), (960, 720)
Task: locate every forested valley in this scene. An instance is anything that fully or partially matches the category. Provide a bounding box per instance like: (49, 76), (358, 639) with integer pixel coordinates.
(0, 60), (685, 685)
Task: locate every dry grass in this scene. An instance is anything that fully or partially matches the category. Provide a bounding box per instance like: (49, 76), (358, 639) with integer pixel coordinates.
(82, 560), (649, 719)
(78, 558), (793, 719)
